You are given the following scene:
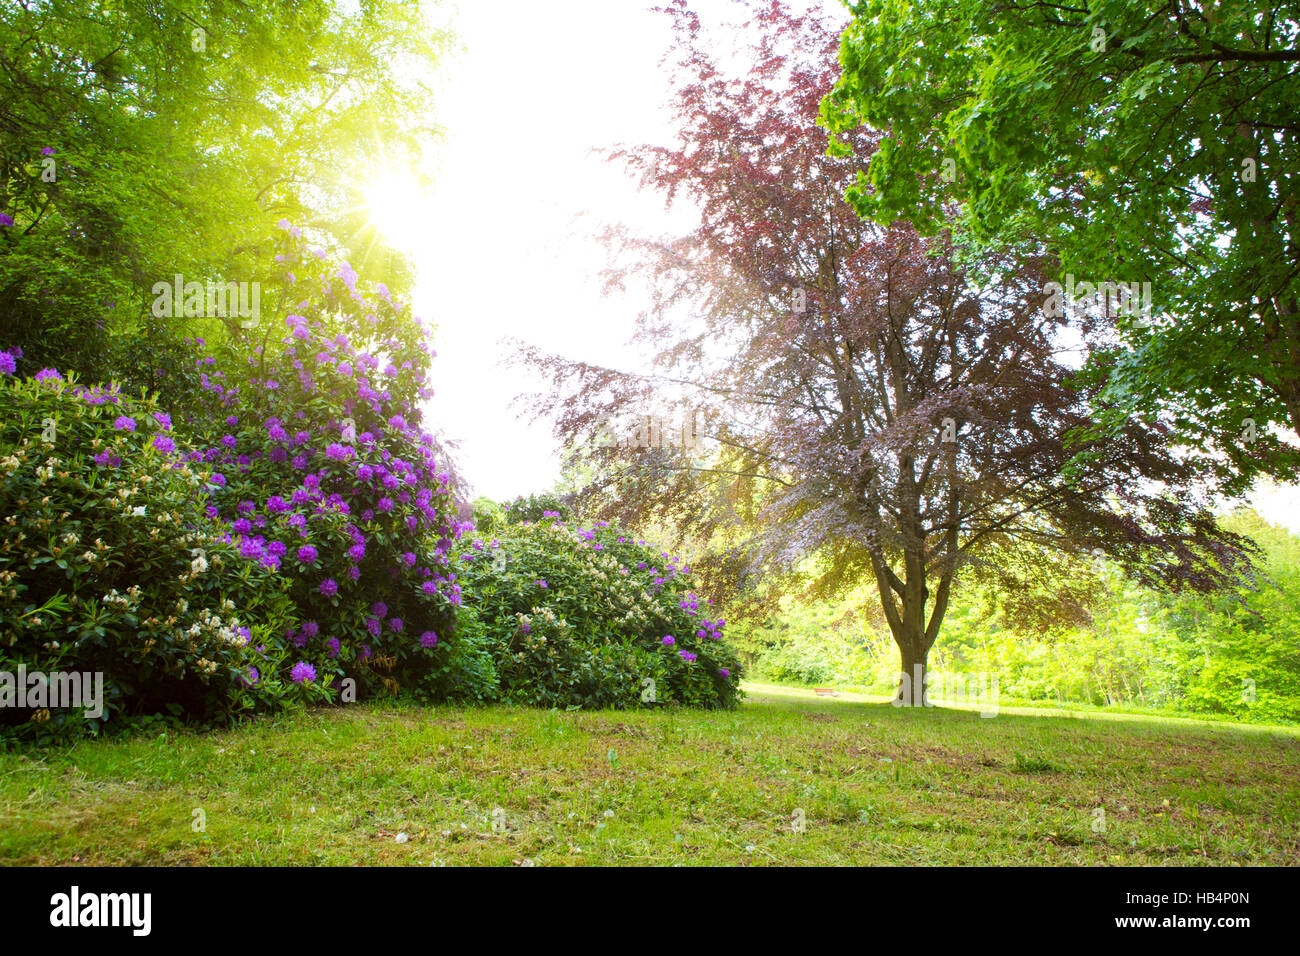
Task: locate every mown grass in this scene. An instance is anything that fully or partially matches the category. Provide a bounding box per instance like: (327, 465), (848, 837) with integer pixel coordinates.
(1, 681), (1297, 866)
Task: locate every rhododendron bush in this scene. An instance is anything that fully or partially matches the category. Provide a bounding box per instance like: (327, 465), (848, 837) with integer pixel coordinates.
(174, 221), (464, 702)
(455, 514), (742, 709)
(0, 375), (310, 740)
(0, 220), (466, 738)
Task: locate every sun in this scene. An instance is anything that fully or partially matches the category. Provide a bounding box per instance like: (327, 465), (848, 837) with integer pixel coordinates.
(361, 171), (430, 251)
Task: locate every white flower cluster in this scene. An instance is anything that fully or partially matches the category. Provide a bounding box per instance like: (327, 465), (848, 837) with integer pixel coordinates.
(78, 538), (109, 569)
(181, 607), (246, 647)
(102, 588), (134, 610)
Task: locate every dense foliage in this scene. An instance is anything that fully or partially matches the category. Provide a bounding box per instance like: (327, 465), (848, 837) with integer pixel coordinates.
(454, 513), (742, 709)
(503, 492), (575, 526)
(738, 510), (1300, 723)
(0, 0), (442, 396)
(823, 0), (1300, 493)
(173, 222), (464, 703)
(0, 372), (314, 741)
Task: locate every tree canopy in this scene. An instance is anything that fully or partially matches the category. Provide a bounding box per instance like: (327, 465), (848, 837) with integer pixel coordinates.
(823, 0), (1300, 494)
(0, 0), (443, 391)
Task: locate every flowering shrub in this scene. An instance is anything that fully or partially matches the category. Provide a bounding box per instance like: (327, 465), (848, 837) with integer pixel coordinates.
(0, 374), (311, 741)
(504, 492), (573, 525)
(454, 515), (742, 708)
(173, 222), (464, 700)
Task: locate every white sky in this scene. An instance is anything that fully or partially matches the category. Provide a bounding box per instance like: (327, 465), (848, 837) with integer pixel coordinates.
(378, 0), (1300, 535)
(409, 0), (725, 502)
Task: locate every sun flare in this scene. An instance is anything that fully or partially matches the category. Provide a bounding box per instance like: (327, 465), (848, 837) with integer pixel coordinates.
(362, 171), (430, 251)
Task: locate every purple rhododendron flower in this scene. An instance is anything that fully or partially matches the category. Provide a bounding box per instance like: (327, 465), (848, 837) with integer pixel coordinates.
(419, 631), (438, 648)
(290, 662), (316, 684)
(389, 618), (403, 633)
(0, 352), (14, 376)
(662, 635), (675, 646)
(319, 578), (338, 597)
(297, 545), (318, 564)
(209, 471), (226, 487)
(152, 435), (176, 454)
(113, 415), (135, 431)
(719, 668), (730, 679)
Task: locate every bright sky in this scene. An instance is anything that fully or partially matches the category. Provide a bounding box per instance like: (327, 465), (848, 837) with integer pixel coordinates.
(371, 0), (1300, 535)
(402, 0), (733, 503)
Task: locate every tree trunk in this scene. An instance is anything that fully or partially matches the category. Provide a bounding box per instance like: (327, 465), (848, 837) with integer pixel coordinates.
(893, 638), (929, 707)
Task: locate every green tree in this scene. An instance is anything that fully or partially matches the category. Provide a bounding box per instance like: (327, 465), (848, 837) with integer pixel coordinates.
(823, 0), (1300, 493)
(0, 0), (445, 394)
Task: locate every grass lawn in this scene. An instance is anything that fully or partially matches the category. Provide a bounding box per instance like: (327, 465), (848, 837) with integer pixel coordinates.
(2, 681), (1297, 866)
